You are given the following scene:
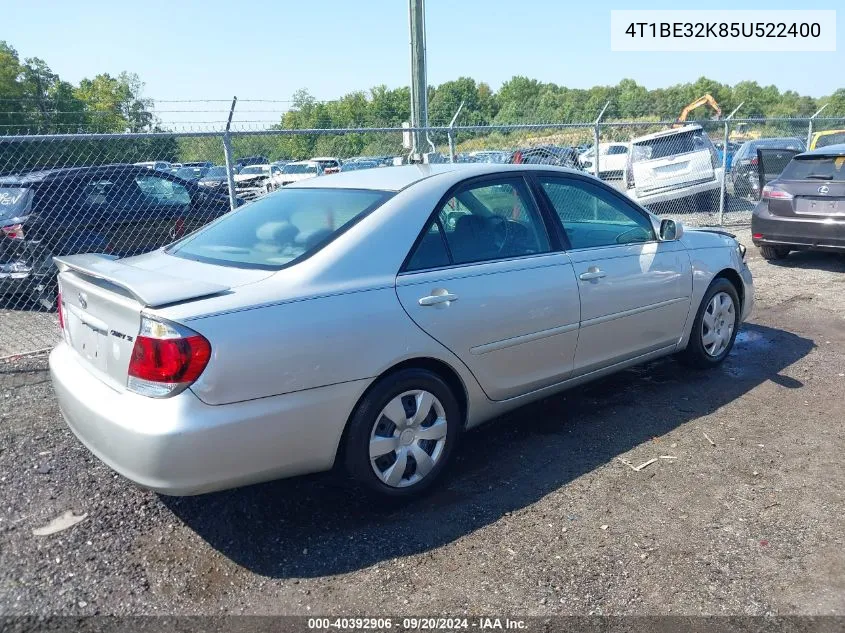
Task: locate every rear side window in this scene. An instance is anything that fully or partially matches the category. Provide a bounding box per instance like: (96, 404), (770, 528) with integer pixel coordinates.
(607, 145), (628, 155)
(780, 156), (845, 182)
(633, 130), (711, 162)
(168, 187), (392, 269)
(0, 187), (33, 221)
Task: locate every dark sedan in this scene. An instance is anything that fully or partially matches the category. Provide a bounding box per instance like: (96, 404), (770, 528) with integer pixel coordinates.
(0, 164), (232, 309)
(729, 137), (806, 200)
(751, 144), (845, 260)
(507, 146), (582, 170)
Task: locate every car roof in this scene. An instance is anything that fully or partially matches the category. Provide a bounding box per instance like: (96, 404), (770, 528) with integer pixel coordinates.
(289, 163), (582, 192)
(797, 143), (845, 158)
(0, 163), (153, 185)
(632, 124), (702, 143)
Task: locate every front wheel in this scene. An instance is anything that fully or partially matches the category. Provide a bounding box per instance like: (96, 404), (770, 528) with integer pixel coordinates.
(343, 369), (461, 500)
(678, 278), (740, 369)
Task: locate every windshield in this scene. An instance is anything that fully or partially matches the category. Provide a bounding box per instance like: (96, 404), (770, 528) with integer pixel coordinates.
(753, 139), (804, 150)
(632, 130), (710, 162)
(283, 164), (318, 174)
(168, 188), (392, 269)
(815, 132), (845, 149)
(240, 166), (269, 175)
(780, 156), (845, 182)
(203, 167), (227, 179)
(175, 167), (204, 180)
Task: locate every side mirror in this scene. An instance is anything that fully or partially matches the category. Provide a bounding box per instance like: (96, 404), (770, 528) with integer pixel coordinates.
(660, 218), (684, 241)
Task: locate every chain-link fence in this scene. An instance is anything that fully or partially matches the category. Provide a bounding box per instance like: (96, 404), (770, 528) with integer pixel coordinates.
(2, 115), (844, 358)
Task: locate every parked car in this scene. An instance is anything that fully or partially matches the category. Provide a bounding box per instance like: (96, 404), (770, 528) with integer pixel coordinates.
(269, 160), (323, 187)
(342, 160), (379, 171)
(626, 125), (723, 209)
(751, 143), (845, 260)
(579, 142), (629, 179)
(469, 150), (510, 164)
(311, 157), (342, 174)
(49, 163), (753, 499)
(507, 146), (582, 169)
(234, 164), (272, 200)
(713, 141), (740, 172)
(235, 156), (270, 171)
(134, 161), (172, 172)
(0, 164), (232, 310)
(197, 166), (229, 191)
(181, 161), (214, 169)
(809, 129), (845, 150)
(173, 166), (211, 182)
(728, 138), (806, 200)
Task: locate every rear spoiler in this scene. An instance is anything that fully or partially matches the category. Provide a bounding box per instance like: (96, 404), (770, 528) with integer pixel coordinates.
(53, 254), (230, 307)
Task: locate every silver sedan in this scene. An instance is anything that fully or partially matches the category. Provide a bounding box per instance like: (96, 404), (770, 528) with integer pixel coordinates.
(49, 164), (754, 499)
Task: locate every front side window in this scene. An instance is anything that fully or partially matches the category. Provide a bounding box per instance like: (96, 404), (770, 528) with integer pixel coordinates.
(540, 177), (655, 249)
(406, 179), (550, 269)
(168, 187), (392, 269)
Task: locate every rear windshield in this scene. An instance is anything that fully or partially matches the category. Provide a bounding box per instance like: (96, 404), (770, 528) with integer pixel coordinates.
(0, 187), (33, 220)
(167, 188), (392, 269)
(780, 156), (845, 182)
(632, 130), (710, 162)
(815, 132), (845, 149)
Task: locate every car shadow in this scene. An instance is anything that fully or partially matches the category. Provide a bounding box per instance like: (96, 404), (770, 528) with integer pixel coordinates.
(161, 322), (813, 579)
(761, 249), (845, 273)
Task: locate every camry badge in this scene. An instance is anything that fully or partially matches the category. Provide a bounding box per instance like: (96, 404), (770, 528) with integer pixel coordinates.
(818, 185), (830, 194)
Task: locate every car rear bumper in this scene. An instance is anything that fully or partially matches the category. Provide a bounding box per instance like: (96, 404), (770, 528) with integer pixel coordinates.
(628, 174), (722, 206)
(50, 341), (370, 495)
(751, 204), (845, 251)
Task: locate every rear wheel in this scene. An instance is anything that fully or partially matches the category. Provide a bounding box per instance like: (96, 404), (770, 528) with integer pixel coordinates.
(678, 278), (740, 369)
(343, 368), (460, 500)
(759, 245), (790, 260)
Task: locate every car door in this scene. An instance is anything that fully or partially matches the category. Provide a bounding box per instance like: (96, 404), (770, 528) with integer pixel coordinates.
(535, 174), (692, 375)
(395, 175), (581, 401)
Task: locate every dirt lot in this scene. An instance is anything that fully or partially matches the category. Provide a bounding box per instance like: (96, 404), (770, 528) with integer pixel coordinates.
(1, 228), (843, 617)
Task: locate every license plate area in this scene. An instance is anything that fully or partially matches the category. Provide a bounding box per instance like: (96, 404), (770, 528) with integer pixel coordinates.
(66, 307), (109, 373)
(796, 197), (844, 216)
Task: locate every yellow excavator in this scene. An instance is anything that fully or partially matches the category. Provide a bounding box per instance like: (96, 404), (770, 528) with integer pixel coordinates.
(673, 94), (722, 127)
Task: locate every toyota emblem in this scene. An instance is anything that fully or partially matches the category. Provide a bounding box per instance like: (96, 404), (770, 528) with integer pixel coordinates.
(818, 185), (830, 195)
(78, 292), (88, 310)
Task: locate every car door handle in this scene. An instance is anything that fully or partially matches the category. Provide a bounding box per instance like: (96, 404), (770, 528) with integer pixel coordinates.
(579, 268), (607, 281)
(418, 291), (458, 306)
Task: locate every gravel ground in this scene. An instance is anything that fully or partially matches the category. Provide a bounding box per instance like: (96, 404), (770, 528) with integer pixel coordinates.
(1, 228), (843, 617)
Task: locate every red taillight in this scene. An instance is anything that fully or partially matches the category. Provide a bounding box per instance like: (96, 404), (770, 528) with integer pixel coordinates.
(762, 185), (793, 200)
(1, 223), (24, 240)
(127, 317), (211, 397)
(750, 157), (758, 166)
(57, 290), (64, 330)
(752, 233), (763, 240)
(513, 151), (524, 164)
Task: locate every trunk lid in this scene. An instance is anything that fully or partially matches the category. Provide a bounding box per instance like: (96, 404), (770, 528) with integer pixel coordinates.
(55, 251), (271, 389)
(766, 154), (845, 218)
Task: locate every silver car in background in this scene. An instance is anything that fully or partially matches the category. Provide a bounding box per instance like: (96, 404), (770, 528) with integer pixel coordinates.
(49, 164), (753, 499)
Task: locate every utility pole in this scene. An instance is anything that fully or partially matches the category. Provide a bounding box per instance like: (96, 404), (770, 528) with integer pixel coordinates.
(408, 0), (428, 163)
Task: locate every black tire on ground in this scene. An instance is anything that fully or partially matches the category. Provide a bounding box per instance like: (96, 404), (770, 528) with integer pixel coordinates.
(678, 277), (741, 369)
(759, 245), (790, 261)
(696, 190), (720, 212)
(343, 368), (461, 500)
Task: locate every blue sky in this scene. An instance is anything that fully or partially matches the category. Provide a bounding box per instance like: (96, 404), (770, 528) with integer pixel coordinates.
(5, 0), (843, 122)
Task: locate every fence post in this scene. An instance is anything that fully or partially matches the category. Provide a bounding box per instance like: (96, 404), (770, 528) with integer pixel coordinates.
(447, 100), (465, 164)
(593, 101), (610, 178)
(808, 104), (828, 148)
(718, 102), (743, 226)
(222, 96), (238, 212)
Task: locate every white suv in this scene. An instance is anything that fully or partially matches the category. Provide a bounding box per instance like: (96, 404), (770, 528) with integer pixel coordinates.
(626, 125), (723, 208)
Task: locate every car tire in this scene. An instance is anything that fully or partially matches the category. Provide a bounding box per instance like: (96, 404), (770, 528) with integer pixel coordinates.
(678, 278), (741, 369)
(343, 368), (461, 500)
(759, 245), (790, 260)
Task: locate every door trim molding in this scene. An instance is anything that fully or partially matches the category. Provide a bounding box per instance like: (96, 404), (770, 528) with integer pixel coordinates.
(580, 296), (689, 329)
(470, 322), (579, 355)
